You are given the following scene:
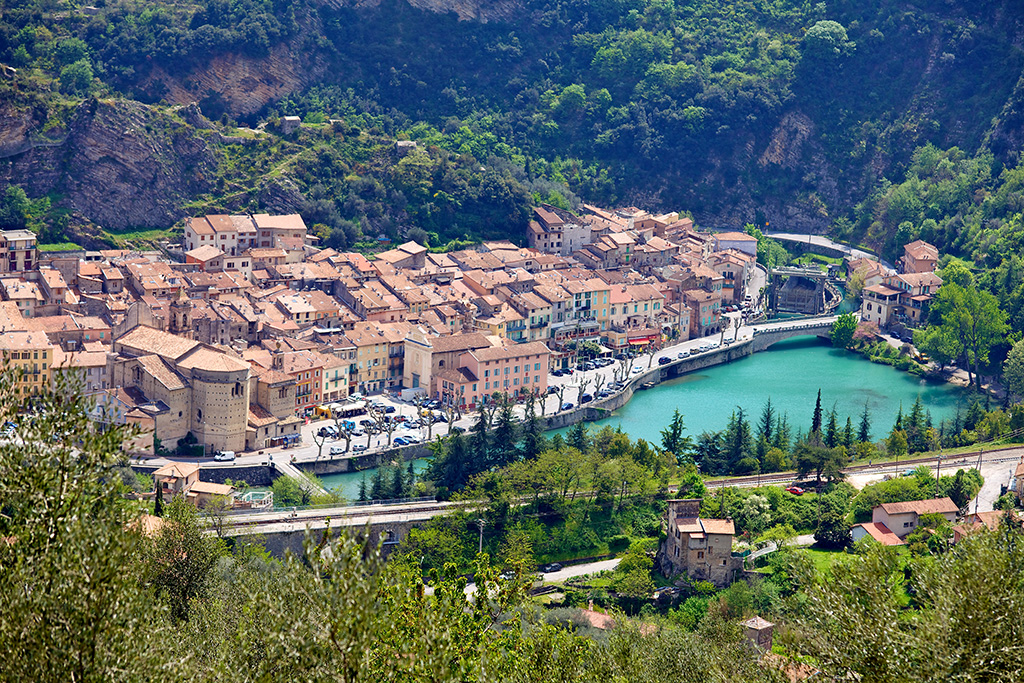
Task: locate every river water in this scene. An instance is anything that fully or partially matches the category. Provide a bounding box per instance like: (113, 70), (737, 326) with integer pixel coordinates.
(317, 337), (968, 498)
(319, 458), (431, 500)
(553, 336), (968, 443)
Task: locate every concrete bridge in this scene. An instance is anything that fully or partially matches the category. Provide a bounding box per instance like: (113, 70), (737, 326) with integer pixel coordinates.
(748, 316), (837, 351)
(215, 499), (468, 557)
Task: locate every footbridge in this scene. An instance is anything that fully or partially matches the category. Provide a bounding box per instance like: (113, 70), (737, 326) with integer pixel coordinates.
(749, 315), (838, 352)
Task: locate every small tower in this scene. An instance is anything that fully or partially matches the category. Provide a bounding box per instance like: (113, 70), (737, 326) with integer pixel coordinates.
(170, 289), (192, 335)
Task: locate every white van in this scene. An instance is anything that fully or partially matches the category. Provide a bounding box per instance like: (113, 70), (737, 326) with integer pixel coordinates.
(213, 450), (236, 462)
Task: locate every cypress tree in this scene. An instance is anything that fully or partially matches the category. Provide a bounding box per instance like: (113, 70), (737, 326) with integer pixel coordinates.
(843, 417), (854, 448)
(357, 474), (368, 502)
(825, 409), (839, 448)
(811, 389), (823, 434)
(153, 483), (163, 517)
(758, 397), (775, 444)
(858, 401), (871, 443)
(390, 465), (406, 499)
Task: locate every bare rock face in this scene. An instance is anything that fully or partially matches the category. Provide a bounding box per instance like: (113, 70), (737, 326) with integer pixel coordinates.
(0, 98), (217, 231)
(141, 42), (326, 117)
(760, 111), (814, 169)
(324, 0), (521, 23)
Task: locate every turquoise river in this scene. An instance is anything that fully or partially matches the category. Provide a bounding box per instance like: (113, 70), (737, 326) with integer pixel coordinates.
(318, 337), (969, 498)
(554, 337), (969, 442)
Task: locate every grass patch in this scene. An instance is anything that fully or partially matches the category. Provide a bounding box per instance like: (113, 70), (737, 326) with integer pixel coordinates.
(796, 546), (849, 575)
(37, 241), (82, 251)
(101, 227), (177, 247)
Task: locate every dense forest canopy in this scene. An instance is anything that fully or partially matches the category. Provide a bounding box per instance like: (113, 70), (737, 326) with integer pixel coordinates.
(2, 0), (1024, 260)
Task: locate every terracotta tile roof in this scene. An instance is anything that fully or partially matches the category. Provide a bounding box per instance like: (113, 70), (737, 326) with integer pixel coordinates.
(188, 481), (234, 496)
(879, 497), (958, 516)
(854, 522), (904, 546)
(470, 341), (549, 362)
(700, 518), (736, 535)
(135, 354), (187, 391)
(153, 462), (200, 479)
(116, 325), (200, 361)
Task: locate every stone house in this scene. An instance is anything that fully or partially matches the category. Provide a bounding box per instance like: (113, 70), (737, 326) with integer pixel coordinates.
(870, 497), (958, 538)
(659, 499), (742, 587)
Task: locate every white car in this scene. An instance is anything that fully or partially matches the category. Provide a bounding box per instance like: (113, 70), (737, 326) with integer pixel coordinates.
(631, 366), (644, 374)
(213, 450), (236, 462)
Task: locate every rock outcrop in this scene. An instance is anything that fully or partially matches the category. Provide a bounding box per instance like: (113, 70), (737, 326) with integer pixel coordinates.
(0, 98), (217, 231)
(141, 42), (326, 117)
(323, 0), (521, 23)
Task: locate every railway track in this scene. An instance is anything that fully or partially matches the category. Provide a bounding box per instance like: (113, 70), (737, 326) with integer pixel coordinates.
(222, 447), (1024, 531)
(693, 445), (1024, 491)
(222, 501), (469, 531)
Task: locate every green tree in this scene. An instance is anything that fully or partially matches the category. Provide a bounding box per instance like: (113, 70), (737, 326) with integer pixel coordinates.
(814, 493), (851, 549)
(1004, 338), (1024, 398)
(934, 282), (1008, 391)
(811, 389), (823, 435)
(915, 325), (962, 370)
(59, 58), (94, 94)
(613, 542), (656, 605)
(858, 401), (872, 443)
(153, 482), (164, 517)
(830, 312), (857, 349)
(660, 408), (694, 463)
(145, 496), (227, 621)
(803, 20), (855, 61)
(272, 474), (309, 507)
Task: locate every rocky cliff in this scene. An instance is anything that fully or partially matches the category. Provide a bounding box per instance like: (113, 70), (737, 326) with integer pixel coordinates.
(324, 0), (521, 23)
(0, 99), (217, 231)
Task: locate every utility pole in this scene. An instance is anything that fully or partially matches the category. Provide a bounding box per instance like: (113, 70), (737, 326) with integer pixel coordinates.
(476, 518), (486, 555)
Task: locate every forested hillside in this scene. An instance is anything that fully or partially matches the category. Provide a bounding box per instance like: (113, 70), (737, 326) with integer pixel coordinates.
(1, 0), (1023, 253)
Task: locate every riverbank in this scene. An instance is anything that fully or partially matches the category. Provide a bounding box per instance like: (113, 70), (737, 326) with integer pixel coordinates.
(549, 336), (968, 444)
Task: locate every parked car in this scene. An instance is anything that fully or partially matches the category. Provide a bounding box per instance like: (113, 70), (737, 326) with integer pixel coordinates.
(393, 437), (409, 446)
(213, 450), (236, 462)
(631, 366), (644, 374)
(551, 369), (564, 377)
(547, 386), (559, 395)
(785, 486), (805, 496)
(384, 405), (396, 413)
(542, 563), (563, 573)
(580, 393), (593, 403)
(677, 350), (689, 359)
(350, 429), (365, 437)
(330, 446), (345, 456)
(561, 402), (575, 411)
(352, 445), (368, 452)
(658, 356), (671, 365)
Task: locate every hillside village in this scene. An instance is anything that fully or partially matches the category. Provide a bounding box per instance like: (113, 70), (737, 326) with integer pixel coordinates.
(0, 200), (949, 464)
(0, 203), (767, 456)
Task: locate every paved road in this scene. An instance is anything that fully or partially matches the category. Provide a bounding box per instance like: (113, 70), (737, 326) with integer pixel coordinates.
(767, 232), (895, 271)
(134, 312), (841, 475)
(746, 533), (816, 564)
(453, 557), (623, 596)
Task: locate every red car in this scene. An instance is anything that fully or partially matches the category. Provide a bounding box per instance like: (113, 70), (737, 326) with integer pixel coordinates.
(785, 486), (805, 496)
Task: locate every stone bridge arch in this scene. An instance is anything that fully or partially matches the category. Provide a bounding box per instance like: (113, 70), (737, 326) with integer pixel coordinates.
(750, 321), (834, 352)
